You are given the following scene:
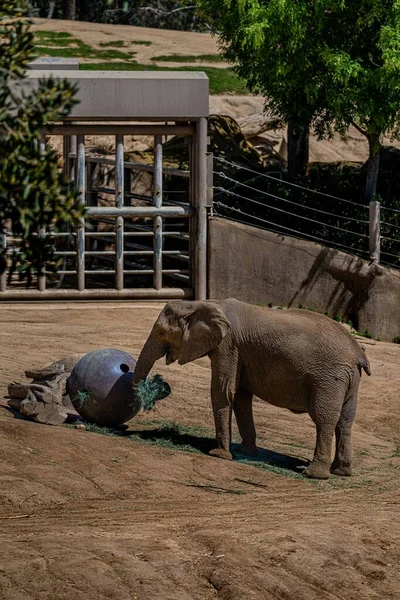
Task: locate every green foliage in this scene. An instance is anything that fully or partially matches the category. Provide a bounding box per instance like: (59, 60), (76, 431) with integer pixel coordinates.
(361, 329), (373, 339)
(196, 0), (400, 199)
(0, 1), (84, 282)
(136, 374), (171, 411)
(393, 336), (400, 344)
(151, 53), (223, 62)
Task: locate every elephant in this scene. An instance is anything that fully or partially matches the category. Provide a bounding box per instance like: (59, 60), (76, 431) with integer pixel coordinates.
(133, 298), (371, 479)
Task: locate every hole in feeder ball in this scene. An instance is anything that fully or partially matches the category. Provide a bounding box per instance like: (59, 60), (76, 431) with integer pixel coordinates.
(120, 363), (130, 373)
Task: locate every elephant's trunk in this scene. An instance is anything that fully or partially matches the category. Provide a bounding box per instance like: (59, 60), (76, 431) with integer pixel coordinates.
(133, 330), (166, 387)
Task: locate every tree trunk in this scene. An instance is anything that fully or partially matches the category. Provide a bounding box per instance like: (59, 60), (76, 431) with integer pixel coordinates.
(365, 134), (381, 204)
(63, 0), (76, 20)
(287, 120), (310, 180)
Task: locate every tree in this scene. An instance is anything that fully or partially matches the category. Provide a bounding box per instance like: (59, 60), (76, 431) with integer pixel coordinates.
(195, 0), (400, 199)
(0, 0), (84, 284)
(63, 0), (76, 20)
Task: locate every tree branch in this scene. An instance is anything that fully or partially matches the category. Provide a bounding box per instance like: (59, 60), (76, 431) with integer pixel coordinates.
(137, 5), (197, 16)
(351, 120), (368, 138)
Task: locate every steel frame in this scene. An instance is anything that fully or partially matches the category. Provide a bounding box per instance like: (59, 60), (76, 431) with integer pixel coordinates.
(1, 120), (208, 301)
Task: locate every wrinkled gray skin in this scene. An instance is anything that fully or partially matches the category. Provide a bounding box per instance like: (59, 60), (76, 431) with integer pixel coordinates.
(133, 299), (371, 479)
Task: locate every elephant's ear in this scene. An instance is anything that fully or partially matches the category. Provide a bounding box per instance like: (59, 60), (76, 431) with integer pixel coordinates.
(178, 303), (231, 365)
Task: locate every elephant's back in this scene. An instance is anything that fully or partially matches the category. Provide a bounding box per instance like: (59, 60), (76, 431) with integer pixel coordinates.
(224, 300), (361, 359)
(223, 300), (365, 398)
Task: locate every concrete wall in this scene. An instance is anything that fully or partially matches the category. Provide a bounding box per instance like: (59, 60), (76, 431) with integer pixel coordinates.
(208, 217), (400, 342)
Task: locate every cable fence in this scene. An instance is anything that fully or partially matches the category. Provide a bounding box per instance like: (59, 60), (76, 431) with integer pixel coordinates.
(213, 157), (400, 269)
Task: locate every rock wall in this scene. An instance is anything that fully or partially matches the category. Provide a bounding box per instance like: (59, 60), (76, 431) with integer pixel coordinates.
(208, 217), (400, 342)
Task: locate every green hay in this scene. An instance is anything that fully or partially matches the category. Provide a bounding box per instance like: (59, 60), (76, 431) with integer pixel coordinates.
(76, 390), (90, 409)
(136, 374), (171, 411)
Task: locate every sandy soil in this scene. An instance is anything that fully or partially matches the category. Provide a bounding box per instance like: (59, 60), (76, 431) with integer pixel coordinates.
(0, 302), (399, 599)
(31, 18), (221, 67)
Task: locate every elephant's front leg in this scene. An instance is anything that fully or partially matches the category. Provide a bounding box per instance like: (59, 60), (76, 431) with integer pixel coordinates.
(208, 347), (241, 461)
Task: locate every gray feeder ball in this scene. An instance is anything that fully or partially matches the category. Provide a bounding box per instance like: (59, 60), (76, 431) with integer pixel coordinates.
(67, 348), (140, 427)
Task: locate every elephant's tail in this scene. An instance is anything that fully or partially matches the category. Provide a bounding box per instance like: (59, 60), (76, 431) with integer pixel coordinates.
(358, 347), (371, 376)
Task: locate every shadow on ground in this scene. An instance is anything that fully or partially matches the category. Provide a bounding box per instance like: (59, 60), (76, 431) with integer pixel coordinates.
(96, 421), (310, 475)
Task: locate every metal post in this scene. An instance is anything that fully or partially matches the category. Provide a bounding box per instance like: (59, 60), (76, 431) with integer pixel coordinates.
(0, 226), (6, 292)
(115, 134), (124, 290)
(195, 117), (208, 300)
(369, 200), (381, 263)
(70, 132), (77, 182)
(188, 134), (195, 291)
(124, 167), (132, 206)
(153, 135), (163, 290)
(62, 133), (70, 177)
(76, 135), (85, 291)
(38, 133), (46, 292)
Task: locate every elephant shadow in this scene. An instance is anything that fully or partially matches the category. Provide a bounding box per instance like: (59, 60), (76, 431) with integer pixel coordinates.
(231, 443), (310, 473)
(124, 425), (310, 475)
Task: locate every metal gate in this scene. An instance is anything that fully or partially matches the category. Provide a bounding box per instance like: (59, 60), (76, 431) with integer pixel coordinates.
(1, 71), (209, 301)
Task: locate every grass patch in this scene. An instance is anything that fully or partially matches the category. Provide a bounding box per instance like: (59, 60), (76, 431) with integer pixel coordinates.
(33, 32), (246, 93)
(35, 32), (133, 61)
(151, 53), (224, 63)
(68, 419), (214, 455)
(36, 45), (132, 61)
(99, 40), (126, 48)
(98, 40), (152, 48)
(81, 62), (247, 94)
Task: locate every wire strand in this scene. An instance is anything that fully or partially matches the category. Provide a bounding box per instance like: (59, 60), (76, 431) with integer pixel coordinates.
(214, 201), (368, 256)
(214, 157), (369, 209)
(216, 187), (368, 239)
(214, 171), (370, 225)
(380, 205), (400, 215)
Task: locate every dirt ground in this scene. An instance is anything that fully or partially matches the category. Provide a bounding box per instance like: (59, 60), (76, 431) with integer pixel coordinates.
(0, 302), (399, 599)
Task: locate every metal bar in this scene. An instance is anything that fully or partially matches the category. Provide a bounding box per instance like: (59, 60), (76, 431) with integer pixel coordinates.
(85, 232), (115, 237)
(85, 270), (115, 275)
(153, 134), (163, 291)
(115, 134), (124, 290)
(84, 251), (115, 256)
(205, 152), (214, 208)
(123, 270), (154, 275)
(195, 117), (208, 300)
(87, 206), (193, 218)
(0, 288), (193, 300)
(87, 156), (190, 178)
(38, 133), (47, 292)
(7, 124), (195, 136)
(188, 134), (195, 291)
(124, 167), (132, 206)
(62, 133), (70, 177)
(0, 228), (6, 292)
(76, 135), (86, 291)
(369, 201), (381, 263)
(124, 251), (154, 256)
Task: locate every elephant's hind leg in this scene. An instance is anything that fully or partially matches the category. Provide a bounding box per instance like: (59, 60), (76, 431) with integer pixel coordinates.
(305, 383), (344, 480)
(234, 388), (258, 456)
(331, 373), (359, 476)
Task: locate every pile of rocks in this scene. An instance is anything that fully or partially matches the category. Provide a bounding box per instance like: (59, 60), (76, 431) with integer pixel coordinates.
(7, 355), (83, 425)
